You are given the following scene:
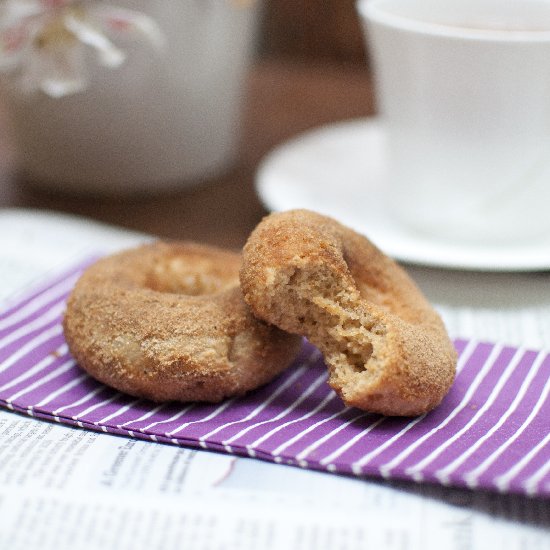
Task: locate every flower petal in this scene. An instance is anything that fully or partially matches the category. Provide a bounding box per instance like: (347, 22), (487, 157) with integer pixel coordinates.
(86, 4), (166, 51)
(64, 12), (125, 67)
(21, 39), (89, 97)
(0, 25), (29, 69)
(0, 0), (47, 27)
(0, 0), (168, 96)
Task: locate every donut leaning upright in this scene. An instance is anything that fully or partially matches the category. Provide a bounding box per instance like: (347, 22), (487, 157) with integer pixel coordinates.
(240, 209), (457, 416)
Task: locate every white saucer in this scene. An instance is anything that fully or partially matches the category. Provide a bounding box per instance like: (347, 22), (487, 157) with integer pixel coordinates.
(256, 118), (550, 272)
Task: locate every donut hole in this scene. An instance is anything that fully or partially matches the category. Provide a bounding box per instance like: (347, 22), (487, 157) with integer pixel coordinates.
(146, 257), (238, 296)
(346, 350), (372, 373)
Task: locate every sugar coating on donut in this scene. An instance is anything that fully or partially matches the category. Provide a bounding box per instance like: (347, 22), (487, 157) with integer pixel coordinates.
(240, 210), (457, 416)
(63, 242), (302, 403)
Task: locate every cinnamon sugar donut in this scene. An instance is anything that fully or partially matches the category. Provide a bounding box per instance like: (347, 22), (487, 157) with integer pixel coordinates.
(63, 242), (302, 403)
(240, 210), (457, 416)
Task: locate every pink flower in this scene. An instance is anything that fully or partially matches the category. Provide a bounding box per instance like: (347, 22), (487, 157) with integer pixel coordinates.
(0, 0), (164, 97)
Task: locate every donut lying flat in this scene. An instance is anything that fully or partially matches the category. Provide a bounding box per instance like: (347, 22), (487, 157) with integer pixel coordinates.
(63, 242), (302, 403)
(240, 210), (457, 416)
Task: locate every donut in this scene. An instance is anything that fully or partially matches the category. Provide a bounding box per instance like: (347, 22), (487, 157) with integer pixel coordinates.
(63, 242), (302, 403)
(240, 210), (457, 416)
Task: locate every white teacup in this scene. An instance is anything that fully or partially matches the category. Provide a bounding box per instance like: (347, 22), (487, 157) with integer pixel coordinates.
(358, 0), (550, 244)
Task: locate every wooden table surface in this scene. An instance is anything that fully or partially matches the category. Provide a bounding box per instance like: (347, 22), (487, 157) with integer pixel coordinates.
(0, 59), (375, 250)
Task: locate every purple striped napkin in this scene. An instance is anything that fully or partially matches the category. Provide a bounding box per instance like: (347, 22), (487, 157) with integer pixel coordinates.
(1, 260), (549, 498)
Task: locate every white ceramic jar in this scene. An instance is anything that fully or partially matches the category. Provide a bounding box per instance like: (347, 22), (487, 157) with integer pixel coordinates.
(2, 0), (260, 196)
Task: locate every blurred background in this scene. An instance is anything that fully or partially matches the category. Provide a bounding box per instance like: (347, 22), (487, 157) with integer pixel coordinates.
(0, 0), (374, 249)
(261, 0), (366, 64)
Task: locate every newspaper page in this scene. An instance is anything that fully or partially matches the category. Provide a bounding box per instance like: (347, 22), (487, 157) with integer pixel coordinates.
(0, 208), (549, 550)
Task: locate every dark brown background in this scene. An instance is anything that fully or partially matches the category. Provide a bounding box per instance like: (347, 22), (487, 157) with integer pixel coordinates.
(261, 0), (367, 64)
